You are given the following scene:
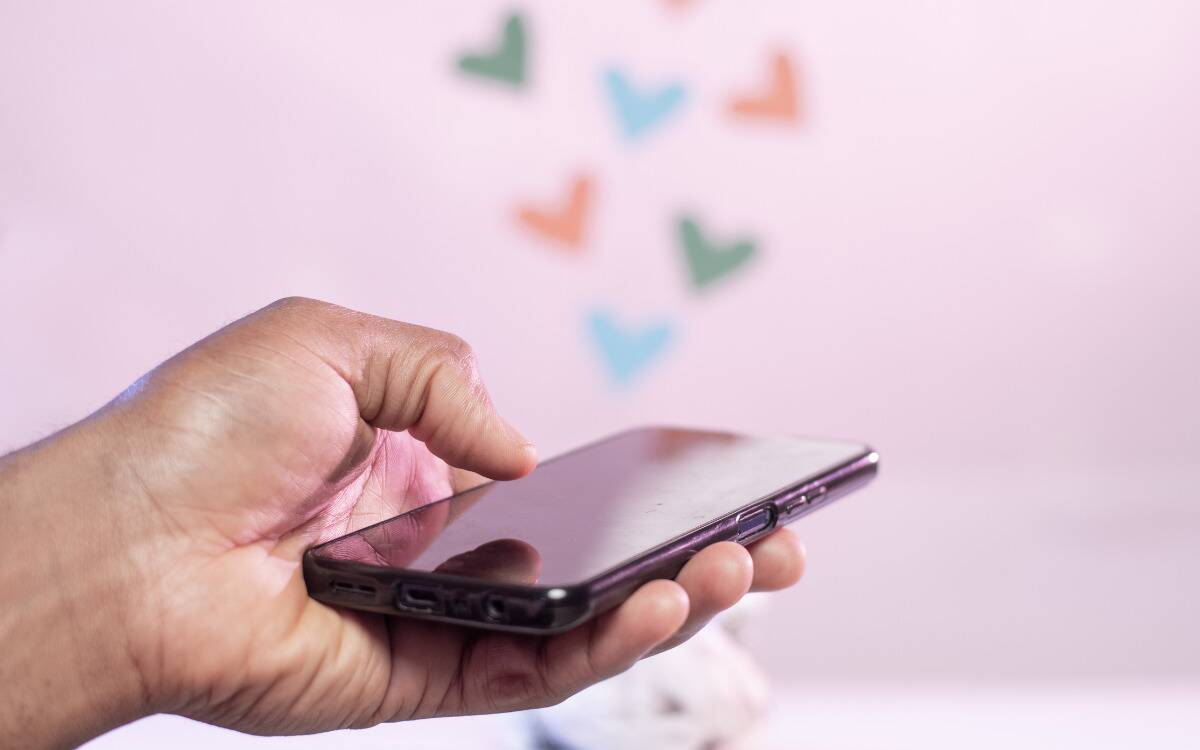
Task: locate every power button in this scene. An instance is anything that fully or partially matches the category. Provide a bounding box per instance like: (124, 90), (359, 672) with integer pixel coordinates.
(735, 507), (775, 541)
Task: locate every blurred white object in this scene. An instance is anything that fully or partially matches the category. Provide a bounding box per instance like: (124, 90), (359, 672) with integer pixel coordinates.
(529, 603), (770, 750)
(80, 678), (1200, 749)
(759, 683), (1200, 750)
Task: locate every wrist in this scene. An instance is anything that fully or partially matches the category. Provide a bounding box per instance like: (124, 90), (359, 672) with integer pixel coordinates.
(0, 420), (153, 748)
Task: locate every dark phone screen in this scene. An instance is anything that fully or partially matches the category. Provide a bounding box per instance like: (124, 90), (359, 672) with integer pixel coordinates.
(311, 428), (866, 587)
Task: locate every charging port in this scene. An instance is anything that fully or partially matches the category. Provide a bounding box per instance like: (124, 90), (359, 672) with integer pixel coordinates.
(398, 583), (443, 613)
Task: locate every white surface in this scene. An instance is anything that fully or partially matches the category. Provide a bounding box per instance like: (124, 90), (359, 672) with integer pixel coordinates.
(84, 682), (1200, 749)
(757, 684), (1200, 750)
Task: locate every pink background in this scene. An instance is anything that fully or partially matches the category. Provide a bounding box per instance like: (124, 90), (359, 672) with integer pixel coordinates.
(3, 0), (1199, 744)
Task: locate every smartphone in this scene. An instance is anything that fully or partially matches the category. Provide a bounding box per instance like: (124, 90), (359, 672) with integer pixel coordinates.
(303, 427), (878, 634)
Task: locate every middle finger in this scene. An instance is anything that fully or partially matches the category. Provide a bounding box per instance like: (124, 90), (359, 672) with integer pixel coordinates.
(651, 541), (753, 653)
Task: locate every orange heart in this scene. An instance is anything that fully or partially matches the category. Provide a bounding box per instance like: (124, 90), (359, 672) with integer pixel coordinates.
(729, 52), (800, 122)
(516, 176), (593, 250)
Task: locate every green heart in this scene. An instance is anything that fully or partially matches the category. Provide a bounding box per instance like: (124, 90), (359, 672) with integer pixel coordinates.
(456, 14), (526, 87)
(678, 216), (757, 289)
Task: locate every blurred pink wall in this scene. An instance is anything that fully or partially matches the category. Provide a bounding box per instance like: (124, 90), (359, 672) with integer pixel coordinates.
(2, 0), (1198, 682)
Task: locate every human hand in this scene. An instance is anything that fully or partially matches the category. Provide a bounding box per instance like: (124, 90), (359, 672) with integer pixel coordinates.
(0, 298), (805, 747)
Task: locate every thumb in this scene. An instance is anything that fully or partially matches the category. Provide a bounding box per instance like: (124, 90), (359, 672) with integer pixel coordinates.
(259, 297), (537, 480)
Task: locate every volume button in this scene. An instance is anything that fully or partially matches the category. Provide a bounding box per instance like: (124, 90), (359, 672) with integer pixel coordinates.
(784, 485), (826, 516)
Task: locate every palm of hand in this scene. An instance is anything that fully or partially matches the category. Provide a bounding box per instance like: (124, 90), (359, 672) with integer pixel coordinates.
(118, 325), (491, 732)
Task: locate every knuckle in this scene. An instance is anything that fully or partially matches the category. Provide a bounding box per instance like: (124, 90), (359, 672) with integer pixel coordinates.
(261, 296), (361, 338)
(261, 296), (336, 329)
(441, 332), (475, 363)
(267, 295), (324, 314)
(426, 331), (478, 375)
(484, 672), (540, 710)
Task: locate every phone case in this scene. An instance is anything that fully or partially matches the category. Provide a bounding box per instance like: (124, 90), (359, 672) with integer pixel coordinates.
(303, 446), (878, 635)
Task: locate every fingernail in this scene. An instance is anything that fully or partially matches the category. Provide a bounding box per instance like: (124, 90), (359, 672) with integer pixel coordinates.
(520, 441), (539, 465)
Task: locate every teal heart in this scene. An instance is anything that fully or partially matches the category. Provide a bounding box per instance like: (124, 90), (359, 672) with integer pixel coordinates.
(678, 216), (757, 289)
(603, 68), (687, 141)
(457, 14), (526, 87)
(587, 310), (674, 385)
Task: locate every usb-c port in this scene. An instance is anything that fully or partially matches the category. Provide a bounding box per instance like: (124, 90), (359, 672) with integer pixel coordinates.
(398, 583), (443, 613)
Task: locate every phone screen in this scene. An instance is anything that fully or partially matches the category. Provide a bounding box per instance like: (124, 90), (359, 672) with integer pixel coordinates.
(310, 428), (866, 587)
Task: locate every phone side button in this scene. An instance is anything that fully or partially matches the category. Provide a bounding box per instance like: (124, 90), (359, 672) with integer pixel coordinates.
(783, 486), (825, 516)
(735, 507), (775, 541)
(807, 485), (828, 506)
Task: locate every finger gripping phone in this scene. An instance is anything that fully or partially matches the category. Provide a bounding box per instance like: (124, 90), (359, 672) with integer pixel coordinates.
(303, 427), (878, 634)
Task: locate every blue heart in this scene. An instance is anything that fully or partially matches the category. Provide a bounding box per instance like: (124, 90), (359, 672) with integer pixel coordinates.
(587, 310), (674, 385)
(603, 68), (687, 141)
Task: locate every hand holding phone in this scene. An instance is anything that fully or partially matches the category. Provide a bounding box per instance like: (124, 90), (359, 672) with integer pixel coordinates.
(0, 298), (860, 747)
